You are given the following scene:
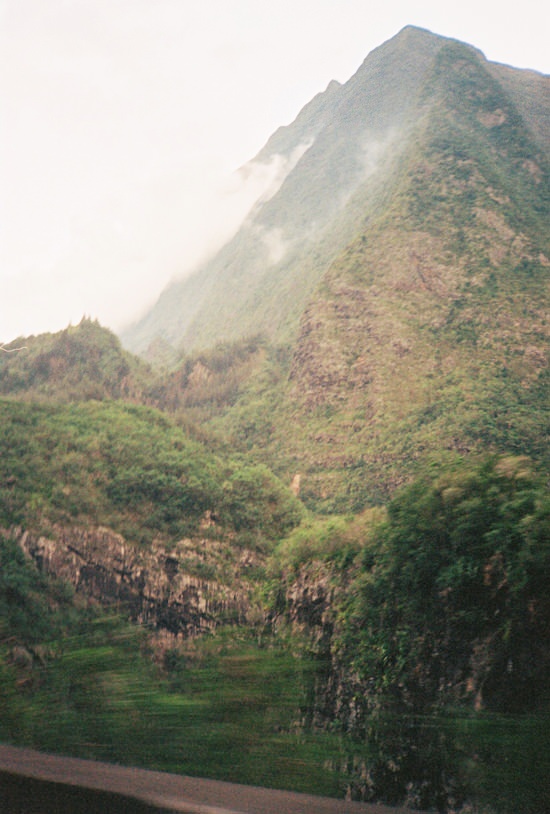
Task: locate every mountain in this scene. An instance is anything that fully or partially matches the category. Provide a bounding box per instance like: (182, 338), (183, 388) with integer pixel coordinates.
(4, 27), (548, 508)
(121, 26), (549, 358)
(260, 35), (550, 508)
(120, 27), (550, 510)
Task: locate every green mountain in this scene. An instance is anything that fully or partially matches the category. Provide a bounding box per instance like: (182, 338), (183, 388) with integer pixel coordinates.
(246, 40), (550, 509)
(118, 27), (549, 510)
(121, 26), (549, 358)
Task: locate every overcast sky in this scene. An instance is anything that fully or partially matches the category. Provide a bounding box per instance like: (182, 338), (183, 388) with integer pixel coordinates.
(1, 0), (549, 343)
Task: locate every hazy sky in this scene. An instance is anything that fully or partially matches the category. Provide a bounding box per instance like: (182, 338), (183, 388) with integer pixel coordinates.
(1, 0), (549, 343)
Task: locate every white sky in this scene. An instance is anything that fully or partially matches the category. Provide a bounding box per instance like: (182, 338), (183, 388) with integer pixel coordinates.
(1, 0), (549, 343)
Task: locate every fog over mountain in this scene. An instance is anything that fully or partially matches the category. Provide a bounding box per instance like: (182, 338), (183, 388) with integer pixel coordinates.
(122, 25), (549, 357)
(2, 2), (549, 343)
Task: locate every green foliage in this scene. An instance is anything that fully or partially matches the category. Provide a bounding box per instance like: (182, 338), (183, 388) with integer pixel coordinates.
(0, 399), (303, 546)
(419, 43), (550, 239)
(295, 457), (550, 812)
(1, 448), (549, 810)
(149, 335), (268, 421)
(0, 32), (548, 811)
(452, 711), (550, 814)
(340, 455), (549, 714)
(274, 510), (382, 572)
(261, 455), (550, 809)
(221, 464), (304, 547)
(158, 632), (343, 793)
(0, 319), (152, 402)
(0, 534), (73, 648)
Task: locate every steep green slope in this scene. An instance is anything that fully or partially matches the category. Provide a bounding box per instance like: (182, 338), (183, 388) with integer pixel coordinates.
(488, 61), (550, 155)
(121, 27), (549, 361)
(118, 29), (549, 513)
(211, 41), (549, 510)
(121, 27), (453, 355)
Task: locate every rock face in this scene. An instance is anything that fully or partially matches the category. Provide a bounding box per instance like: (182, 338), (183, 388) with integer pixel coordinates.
(11, 521), (374, 730)
(15, 524), (261, 640)
(272, 561), (367, 733)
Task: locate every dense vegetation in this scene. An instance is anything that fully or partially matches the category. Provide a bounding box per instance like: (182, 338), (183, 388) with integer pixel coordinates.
(153, 42), (549, 514)
(0, 319), (152, 402)
(0, 531), (341, 795)
(268, 454), (550, 809)
(339, 456), (549, 713)
(0, 397), (303, 547)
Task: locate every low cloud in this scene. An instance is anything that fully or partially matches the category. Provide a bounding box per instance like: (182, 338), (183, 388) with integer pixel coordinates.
(240, 139), (314, 207)
(252, 225), (290, 266)
(360, 128), (400, 179)
(0, 145), (312, 342)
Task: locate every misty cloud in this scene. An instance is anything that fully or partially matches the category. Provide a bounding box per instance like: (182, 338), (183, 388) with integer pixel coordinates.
(360, 128), (400, 179)
(240, 140), (314, 207)
(257, 226), (290, 266)
(2, 1), (548, 342)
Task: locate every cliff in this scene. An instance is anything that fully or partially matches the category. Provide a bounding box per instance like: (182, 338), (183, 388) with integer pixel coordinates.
(14, 523), (263, 642)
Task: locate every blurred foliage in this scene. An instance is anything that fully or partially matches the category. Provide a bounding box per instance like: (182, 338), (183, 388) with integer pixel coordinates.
(337, 454), (550, 717)
(0, 529), (342, 794)
(268, 454), (550, 809)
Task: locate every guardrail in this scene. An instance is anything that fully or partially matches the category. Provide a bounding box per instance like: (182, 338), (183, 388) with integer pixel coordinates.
(0, 744), (407, 814)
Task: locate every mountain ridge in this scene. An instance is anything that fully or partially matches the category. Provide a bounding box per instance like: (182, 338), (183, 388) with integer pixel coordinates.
(121, 26), (549, 360)
(184, 33), (549, 509)
(119, 27), (453, 354)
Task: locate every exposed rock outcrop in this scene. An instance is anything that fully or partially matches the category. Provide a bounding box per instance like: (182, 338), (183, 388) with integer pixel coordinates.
(12, 524), (263, 641)
(272, 561), (368, 734)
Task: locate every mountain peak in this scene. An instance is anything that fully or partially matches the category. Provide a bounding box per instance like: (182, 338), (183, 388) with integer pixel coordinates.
(122, 29), (549, 361)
